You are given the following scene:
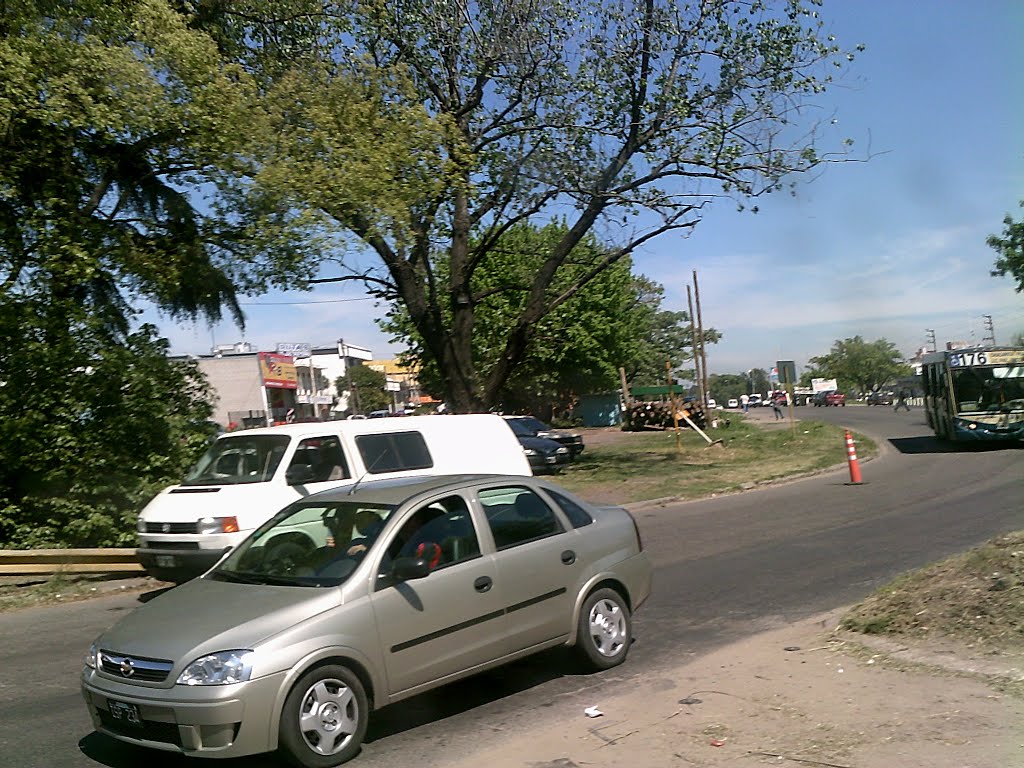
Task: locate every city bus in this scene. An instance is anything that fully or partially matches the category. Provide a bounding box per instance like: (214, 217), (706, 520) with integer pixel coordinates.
(920, 346), (1024, 442)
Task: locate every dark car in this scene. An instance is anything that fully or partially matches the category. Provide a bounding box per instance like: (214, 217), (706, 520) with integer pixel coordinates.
(504, 418), (572, 471)
(866, 390), (894, 406)
(504, 415), (585, 457)
(811, 390), (846, 407)
(516, 434), (572, 473)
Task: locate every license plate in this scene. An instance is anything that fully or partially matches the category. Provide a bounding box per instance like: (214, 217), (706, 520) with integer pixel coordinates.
(108, 700), (142, 727)
(155, 555), (177, 568)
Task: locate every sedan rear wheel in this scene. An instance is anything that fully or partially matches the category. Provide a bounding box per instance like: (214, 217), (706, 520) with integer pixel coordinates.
(279, 664), (368, 768)
(575, 587), (631, 671)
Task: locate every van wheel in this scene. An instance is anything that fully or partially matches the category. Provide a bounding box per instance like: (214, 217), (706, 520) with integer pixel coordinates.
(574, 588), (631, 671)
(279, 664), (368, 768)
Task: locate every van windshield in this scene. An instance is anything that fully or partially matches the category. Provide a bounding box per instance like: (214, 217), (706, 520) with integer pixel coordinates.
(182, 435), (291, 486)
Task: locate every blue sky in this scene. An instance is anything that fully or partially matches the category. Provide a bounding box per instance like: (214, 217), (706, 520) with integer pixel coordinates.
(154, 1), (1024, 377)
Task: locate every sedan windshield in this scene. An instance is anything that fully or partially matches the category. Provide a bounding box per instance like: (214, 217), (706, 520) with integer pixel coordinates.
(211, 501), (395, 587)
(182, 435), (290, 486)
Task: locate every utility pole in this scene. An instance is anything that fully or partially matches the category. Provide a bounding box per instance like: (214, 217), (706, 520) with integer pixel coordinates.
(982, 314), (996, 346)
(686, 285), (704, 408)
(693, 270), (710, 415)
(926, 329), (937, 353)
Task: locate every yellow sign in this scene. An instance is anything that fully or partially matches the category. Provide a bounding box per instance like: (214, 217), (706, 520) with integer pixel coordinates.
(258, 352), (298, 389)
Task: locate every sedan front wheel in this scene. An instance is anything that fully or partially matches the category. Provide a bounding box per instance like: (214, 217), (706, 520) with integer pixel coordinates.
(279, 664), (368, 768)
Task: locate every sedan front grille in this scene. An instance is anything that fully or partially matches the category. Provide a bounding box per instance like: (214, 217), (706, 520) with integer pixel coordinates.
(100, 651), (174, 683)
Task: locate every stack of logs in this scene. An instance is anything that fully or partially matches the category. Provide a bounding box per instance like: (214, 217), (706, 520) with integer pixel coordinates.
(624, 400), (706, 431)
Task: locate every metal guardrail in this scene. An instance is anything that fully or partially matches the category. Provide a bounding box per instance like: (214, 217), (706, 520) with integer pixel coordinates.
(0, 549), (143, 576)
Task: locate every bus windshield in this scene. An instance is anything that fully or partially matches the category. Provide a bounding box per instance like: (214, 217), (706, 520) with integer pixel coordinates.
(951, 365), (1024, 414)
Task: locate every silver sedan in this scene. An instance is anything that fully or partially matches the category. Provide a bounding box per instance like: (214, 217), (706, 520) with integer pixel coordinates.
(81, 474), (652, 766)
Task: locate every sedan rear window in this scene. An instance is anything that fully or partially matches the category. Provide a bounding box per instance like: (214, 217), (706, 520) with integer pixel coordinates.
(479, 487), (564, 549)
(546, 490), (593, 529)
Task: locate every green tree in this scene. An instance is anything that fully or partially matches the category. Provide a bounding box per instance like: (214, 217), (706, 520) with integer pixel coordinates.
(987, 201), (1024, 292)
(250, 0), (862, 412)
(749, 368), (771, 395)
(624, 276), (721, 388)
(0, 311), (214, 548)
(707, 374), (749, 403)
(0, 0), (293, 546)
(336, 365), (391, 415)
(809, 336), (911, 395)
(383, 223), (709, 416)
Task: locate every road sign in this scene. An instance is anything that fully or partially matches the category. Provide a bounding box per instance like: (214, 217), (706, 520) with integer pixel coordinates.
(776, 360), (797, 387)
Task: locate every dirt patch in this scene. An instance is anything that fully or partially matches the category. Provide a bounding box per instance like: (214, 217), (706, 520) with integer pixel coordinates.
(445, 610), (1024, 768)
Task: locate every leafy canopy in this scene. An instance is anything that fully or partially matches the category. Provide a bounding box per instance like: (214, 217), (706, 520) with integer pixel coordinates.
(987, 200), (1024, 294)
(245, 0), (862, 411)
(809, 336), (911, 395)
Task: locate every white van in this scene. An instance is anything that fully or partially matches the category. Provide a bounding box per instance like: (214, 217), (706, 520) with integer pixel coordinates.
(136, 414), (531, 582)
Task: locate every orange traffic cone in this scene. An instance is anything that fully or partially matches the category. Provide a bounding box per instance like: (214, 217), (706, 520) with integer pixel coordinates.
(844, 429), (863, 485)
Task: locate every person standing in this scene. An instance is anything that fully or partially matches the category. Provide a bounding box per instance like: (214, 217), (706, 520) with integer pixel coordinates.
(894, 388), (911, 412)
(772, 394), (784, 420)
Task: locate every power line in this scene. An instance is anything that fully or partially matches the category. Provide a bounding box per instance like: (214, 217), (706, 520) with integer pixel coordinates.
(237, 297), (376, 307)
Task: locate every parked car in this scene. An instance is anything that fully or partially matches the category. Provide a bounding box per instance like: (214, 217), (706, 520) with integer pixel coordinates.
(136, 415), (531, 583)
(706, 398), (717, 409)
(812, 390), (846, 407)
(506, 427), (572, 473)
(503, 415), (585, 457)
(866, 390), (894, 406)
(747, 394), (763, 408)
(727, 398), (739, 409)
(82, 474), (652, 767)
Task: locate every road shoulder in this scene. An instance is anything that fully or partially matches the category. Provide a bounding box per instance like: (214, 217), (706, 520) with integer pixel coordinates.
(446, 609), (1024, 768)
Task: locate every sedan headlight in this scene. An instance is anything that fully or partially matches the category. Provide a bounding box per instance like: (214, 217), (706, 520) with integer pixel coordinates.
(177, 650), (254, 686)
(197, 516), (240, 534)
(523, 448), (538, 456)
(136, 517), (146, 533)
(84, 643), (98, 670)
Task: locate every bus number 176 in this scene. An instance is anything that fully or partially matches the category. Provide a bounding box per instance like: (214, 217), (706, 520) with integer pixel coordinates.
(949, 351), (988, 367)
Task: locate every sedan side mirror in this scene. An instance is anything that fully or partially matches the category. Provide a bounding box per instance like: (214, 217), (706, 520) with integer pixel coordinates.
(392, 556), (431, 582)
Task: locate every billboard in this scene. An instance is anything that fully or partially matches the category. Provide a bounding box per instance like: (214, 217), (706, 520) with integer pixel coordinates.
(811, 377), (839, 393)
(259, 352), (298, 389)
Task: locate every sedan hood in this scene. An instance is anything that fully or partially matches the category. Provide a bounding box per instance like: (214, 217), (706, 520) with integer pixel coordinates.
(96, 577), (339, 663)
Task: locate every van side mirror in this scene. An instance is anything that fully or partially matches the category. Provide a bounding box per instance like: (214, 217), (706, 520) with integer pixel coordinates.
(285, 464), (315, 485)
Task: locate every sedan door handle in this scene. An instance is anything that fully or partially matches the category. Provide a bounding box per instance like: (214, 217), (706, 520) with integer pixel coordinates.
(474, 576), (493, 593)
(561, 550), (576, 565)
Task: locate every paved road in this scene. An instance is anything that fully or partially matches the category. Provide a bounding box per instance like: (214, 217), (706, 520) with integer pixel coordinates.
(1, 407), (1020, 768)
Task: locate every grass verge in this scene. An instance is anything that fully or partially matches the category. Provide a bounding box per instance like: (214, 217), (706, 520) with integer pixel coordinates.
(840, 530), (1024, 652)
(556, 417), (875, 506)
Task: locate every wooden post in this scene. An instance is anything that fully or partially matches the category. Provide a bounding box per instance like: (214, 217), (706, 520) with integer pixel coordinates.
(686, 285), (704, 412)
(666, 360), (681, 454)
(693, 270), (710, 418)
(619, 366), (632, 406)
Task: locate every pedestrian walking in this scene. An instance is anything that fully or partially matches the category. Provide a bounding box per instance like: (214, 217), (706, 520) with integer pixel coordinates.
(894, 388), (911, 412)
(772, 395), (784, 420)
